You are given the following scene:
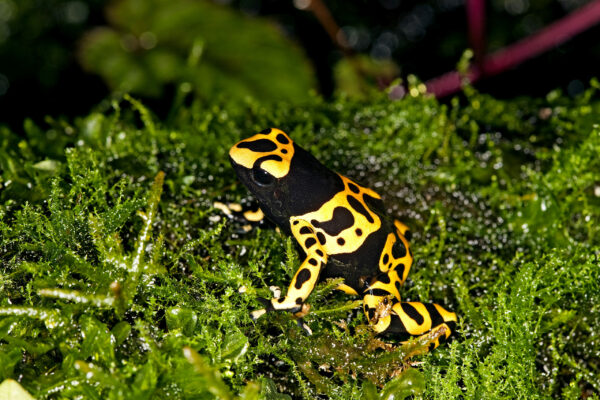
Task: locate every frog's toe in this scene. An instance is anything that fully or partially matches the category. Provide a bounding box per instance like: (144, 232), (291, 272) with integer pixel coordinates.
(256, 297), (275, 311)
(296, 319), (313, 335)
(250, 308), (267, 321)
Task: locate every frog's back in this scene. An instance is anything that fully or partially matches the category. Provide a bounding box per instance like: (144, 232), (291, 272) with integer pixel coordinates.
(317, 175), (413, 294)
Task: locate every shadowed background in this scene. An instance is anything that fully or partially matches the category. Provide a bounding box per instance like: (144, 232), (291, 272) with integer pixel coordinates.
(1, 0), (599, 128)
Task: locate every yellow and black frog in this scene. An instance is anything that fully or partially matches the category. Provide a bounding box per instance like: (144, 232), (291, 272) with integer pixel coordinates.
(229, 128), (457, 348)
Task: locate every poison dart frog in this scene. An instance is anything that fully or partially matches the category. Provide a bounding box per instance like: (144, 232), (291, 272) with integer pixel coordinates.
(229, 128), (457, 348)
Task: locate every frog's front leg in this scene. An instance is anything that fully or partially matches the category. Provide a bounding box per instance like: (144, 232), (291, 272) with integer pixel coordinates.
(251, 217), (327, 320)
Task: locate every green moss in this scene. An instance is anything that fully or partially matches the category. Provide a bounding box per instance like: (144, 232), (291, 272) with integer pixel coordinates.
(1, 88), (599, 398)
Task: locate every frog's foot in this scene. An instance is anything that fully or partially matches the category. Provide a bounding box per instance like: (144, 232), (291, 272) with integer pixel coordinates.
(381, 301), (457, 349)
(362, 290), (458, 349)
(250, 296), (303, 321)
(250, 308), (267, 321)
(250, 297), (312, 328)
(249, 297), (272, 321)
(296, 318), (313, 335)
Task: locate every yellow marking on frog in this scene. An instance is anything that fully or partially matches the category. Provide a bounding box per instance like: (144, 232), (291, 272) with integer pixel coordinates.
(229, 128), (295, 178)
(394, 302), (433, 335)
(394, 219), (410, 235)
(434, 304), (458, 326)
(336, 284), (359, 296)
(378, 232), (412, 284)
(297, 175), (381, 255)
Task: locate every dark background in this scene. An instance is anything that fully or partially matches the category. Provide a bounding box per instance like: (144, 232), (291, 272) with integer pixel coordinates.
(1, 0), (599, 130)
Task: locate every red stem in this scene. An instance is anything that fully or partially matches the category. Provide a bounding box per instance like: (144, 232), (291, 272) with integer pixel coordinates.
(467, 0), (486, 67)
(426, 0), (600, 97)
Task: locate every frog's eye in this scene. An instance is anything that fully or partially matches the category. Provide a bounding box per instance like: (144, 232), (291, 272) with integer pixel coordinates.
(252, 167), (275, 186)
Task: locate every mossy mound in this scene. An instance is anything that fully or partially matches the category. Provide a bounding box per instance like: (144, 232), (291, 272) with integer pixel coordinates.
(1, 85), (599, 398)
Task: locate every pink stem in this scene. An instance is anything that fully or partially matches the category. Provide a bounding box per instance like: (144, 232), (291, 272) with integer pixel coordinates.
(426, 0), (600, 97)
(467, 0), (486, 66)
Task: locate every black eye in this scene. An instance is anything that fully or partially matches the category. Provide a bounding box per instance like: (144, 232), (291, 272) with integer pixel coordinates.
(252, 168), (275, 186)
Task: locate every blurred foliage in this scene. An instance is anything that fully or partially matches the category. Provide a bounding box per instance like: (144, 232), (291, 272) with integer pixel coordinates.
(0, 0), (107, 126)
(1, 81), (600, 398)
(78, 0), (316, 103)
(333, 55), (400, 99)
(1, 0), (599, 129)
(0, 0), (102, 88)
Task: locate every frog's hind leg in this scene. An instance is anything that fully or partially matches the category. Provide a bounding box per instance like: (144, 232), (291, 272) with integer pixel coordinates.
(363, 290), (457, 348)
(393, 219), (411, 241)
(390, 301), (457, 348)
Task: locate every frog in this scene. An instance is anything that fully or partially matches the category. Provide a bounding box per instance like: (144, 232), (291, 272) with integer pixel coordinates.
(229, 128), (457, 348)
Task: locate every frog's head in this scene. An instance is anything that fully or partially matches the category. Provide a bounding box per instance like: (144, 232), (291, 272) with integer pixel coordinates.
(229, 128), (296, 227)
(229, 128), (343, 229)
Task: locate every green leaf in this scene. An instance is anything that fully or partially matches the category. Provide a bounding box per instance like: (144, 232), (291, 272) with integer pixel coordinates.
(111, 321), (132, 347)
(0, 348), (22, 380)
(79, 315), (116, 365)
(380, 369), (425, 400)
(258, 377), (292, 400)
(221, 329), (249, 363)
(165, 307), (198, 336)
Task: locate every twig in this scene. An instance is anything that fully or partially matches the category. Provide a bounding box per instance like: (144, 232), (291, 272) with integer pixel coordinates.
(426, 0), (600, 97)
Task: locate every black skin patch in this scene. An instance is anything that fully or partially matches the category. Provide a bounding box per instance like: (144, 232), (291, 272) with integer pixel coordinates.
(404, 230), (412, 241)
(392, 235), (407, 258)
(383, 315), (411, 339)
(368, 288), (391, 297)
(237, 139), (277, 152)
(317, 232), (326, 245)
(382, 254), (389, 265)
(395, 281), (401, 292)
(316, 249), (324, 257)
(260, 128), (272, 134)
(328, 228), (387, 290)
(347, 195), (374, 224)
(396, 263), (405, 280)
(281, 149), (288, 154)
(356, 228), (362, 236)
(337, 238), (345, 246)
(311, 207), (355, 237)
(367, 308), (376, 320)
(299, 226), (312, 235)
(425, 303), (444, 327)
(348, 182), (360, 193)
(295, 269), (312, 289)
(446, 321), (457, 336)
(308, 258), (318, 266)
(305, 238), (317, 248)
(296, 297), (303, 304)
(377, 273), (391, 284)
(363, 193), (386, 215)
(253, 154), (283, 170)
(285, 144), (346, 216)
(402, 303), (425, 325)
(276, 134), (290, 144)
